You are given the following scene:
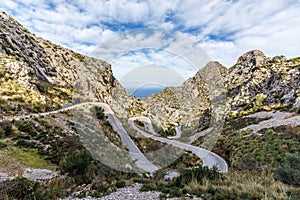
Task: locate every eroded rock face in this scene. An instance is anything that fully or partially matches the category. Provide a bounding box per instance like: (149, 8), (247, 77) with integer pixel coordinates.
(0, 11), (55, 83)
(225, 50), (300, 113)
(0, 11), (134, 117)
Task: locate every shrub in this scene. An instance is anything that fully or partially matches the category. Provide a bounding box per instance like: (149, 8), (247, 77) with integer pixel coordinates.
(92, 106), (105, 120)
(274, 153), (300, 186)
(16, 121), (35, 135)
(115, 180), (126, 188)
(172, 166), (222, 187)
(0, 177), (38, 199)
(63, 149), (93, 176)
(253, 93), (267, 107)
(205, 185), (258, 200)
(15, 139), (35, 148)
(0, 120), (13, 137)
(0, 141), (7, 149)
(35, 81), (48, 93)
(134, 119), (144, 127)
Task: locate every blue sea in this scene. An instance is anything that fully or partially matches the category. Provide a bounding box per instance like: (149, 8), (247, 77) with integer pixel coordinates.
(127, 87), (164, 98)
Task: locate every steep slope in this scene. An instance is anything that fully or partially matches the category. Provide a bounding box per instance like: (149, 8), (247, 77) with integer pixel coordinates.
(0, 11), (134, 118)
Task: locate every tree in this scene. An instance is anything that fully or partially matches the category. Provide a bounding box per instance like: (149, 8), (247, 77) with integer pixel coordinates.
(92, 106), (105, 120)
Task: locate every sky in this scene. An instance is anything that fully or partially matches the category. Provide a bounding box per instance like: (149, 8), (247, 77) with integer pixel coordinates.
(1, 0), (300, 89)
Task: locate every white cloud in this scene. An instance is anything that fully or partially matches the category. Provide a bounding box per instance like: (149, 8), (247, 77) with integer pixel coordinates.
(0, 0), (299, 78)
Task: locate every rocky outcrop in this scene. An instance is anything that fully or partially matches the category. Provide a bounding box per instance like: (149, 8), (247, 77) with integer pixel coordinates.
(0, 172), (12, 182)
(225, 50), (300, 114)
(164, 171), (180, 181)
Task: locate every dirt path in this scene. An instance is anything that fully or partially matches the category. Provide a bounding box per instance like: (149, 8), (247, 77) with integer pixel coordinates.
(241, 111), (300, 133)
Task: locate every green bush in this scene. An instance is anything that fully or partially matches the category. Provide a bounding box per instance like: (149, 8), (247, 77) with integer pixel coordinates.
(142, 166), (223, 198)
(35, 81), (49, 93)
(115, 180), (126, 188)
(205, 185), (259, 200)
(134, 120), (144, 127)
(63, 149), (93, 176)
(274, 153), (300, 186)
(92, 106), (105, 120)
(0, 141), (7, 149)
(169, 189), (183, 197)
(91, 183), (110, 193)
(15, 139), (36, 148)
(16, 121), (35, 135)
(0, 120), (13, 137)
(158, 127), (176, 137)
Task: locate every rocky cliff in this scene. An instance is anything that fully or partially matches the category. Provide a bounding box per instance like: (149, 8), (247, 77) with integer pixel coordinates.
(0, 11), (134, 118)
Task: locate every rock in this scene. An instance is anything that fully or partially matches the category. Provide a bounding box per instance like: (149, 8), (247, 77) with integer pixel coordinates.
(22, 168), (57, 181)
(293, 97), (300, 108)
(0, 172), (12, 182)
(164, 171), (180, 181)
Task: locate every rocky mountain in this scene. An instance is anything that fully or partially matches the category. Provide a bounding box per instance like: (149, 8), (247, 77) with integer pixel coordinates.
(1, 11), (299, 128)
(0, 11), (134, 118)
(142, 50), (300, 130)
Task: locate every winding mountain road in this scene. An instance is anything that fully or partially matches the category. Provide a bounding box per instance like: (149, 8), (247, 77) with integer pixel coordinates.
(1, 102), (228, 173)
(129, 116), (228, 172)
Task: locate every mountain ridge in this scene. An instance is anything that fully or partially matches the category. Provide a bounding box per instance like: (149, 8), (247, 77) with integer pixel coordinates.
(1, 10), (299, 129)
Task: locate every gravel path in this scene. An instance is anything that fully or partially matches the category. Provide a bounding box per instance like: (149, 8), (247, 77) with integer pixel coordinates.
(241, 111), (300, 133)
(99, 183), (161, 200)
(65, 183), (201, 200)
(65, 184), (161, 200)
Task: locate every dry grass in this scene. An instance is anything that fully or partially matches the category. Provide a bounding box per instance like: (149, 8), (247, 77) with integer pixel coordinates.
(0, 149), (24, 176)
(211, 171), (299, 199)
